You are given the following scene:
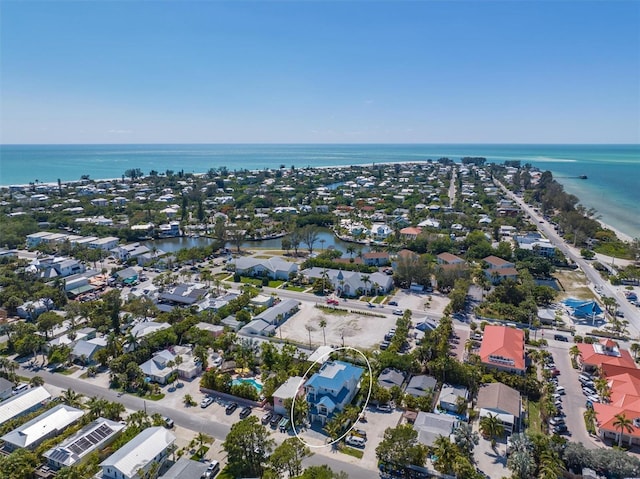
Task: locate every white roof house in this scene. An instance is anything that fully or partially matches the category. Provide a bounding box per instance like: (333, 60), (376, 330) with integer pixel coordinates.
(100, 426), (175, 479)
(273, 376), (304, 416)
(44, 418), (125, 469)
(0, 386), (51, 426)
(1, 404), (84, 450)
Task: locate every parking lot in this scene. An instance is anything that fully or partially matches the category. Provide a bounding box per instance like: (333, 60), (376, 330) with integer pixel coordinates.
(545, 341), (596, 447)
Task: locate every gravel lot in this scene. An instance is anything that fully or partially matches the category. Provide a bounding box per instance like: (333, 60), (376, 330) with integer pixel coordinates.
(278, 300), (399, 350)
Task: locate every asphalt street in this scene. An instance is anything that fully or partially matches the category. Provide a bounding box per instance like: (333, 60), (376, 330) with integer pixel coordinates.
(18, 366), (375, 479)
(496, 180), (640, 339)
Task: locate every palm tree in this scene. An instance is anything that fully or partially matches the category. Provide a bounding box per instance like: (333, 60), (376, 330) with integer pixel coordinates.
(479, 413), (504, 448)
(569, 345), (581, 366)
(196, 432), (213, 454)
(613, 413), (634, 447)
(319, 319), (327, 346)
(360, 274), (371, 297)
(594, 378), (611, 403)
(507, 449), (536, 479)
(584, 407), (597, 431)
(539, 448), (565, 479)
(630, 343), (640, 360)
(452, 423), (478, 457)
(29, 375), (44, 387)
(86, 396), (108, 419)
(432, 435), (458, 475)
(62, 389), (84, 408)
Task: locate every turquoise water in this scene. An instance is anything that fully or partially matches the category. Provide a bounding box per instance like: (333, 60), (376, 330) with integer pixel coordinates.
(232, 377), (263, 392)
(0, 144), (638, 238)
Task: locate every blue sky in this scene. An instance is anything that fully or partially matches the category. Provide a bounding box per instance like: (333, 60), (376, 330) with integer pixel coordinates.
(1, 1), (639, 144)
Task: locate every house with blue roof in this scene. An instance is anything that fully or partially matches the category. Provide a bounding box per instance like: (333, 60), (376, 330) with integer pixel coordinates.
(304, 361), (363, 425)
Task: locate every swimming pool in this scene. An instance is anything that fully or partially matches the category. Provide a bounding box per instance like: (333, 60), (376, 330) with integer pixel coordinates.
(232, 377), (263, 392)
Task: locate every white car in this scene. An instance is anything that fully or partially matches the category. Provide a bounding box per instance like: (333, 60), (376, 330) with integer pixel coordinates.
(200, 397), (214, 408)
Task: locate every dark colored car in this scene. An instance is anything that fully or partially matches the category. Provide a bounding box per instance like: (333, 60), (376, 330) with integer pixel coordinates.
(270, 413), (283, 428)
(388, 301), (398, 306)
(239, 406), (252, 419)
(225, 402), (238, 415)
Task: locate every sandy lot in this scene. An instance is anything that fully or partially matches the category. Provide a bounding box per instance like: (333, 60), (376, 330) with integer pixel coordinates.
(278, 301), (399, 350)
(555, 269), (595, 301)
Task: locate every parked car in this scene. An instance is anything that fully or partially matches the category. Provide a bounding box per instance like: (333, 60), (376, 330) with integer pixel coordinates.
(388, 301), (398, 306)
(345, 435), (366, 448)
(261, 411), (273, 425)
(163, 416), (174, 428)
(582, 387), (596, 396)
(353, 428), (367, 439)
(327, 298), (339, 305)
(553, 334), (569, 342)
(239, 406), (252, 419)
(270, 414), (283, 428)
(549, 417), (565, 426)
(553, 424), (569, 434)
(393, 309), (403, 316)
(225, 402), (238, 415)
(200, 397), (214, 408)
(379, 341), (390, 350)
(377, 403), (394, 412)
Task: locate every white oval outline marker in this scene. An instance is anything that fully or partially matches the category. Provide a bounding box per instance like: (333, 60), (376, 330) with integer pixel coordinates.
(290, 346), (373, 449)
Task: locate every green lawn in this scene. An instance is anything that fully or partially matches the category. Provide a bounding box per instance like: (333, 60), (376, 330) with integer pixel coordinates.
(214, 272), (232, 280)
(284, 285), (306, 292)
(526, 399), (543, 433)
(240, 276), (263, 286)
(268, 280), (284, 288)
(339, 444), (364, 459)
(59, 366), (80, 376)
(191, 446), (210, 461)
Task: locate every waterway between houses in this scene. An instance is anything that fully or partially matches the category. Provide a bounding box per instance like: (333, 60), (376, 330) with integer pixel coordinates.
(143, 228), (370, 255)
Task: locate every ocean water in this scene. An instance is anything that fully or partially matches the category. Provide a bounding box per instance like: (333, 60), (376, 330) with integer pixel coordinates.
(1, 144), (638, 238)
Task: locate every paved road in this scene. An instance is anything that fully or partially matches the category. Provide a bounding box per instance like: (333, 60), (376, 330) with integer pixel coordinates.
(18, 366), (377, 479)
(495, 180), (640, 339)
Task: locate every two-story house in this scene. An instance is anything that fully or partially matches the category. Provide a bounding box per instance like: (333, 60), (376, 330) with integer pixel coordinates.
(483, 255), (518, 284)
(304, 361), (363, 426)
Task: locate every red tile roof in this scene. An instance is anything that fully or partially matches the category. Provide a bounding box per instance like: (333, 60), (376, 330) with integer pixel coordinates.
(400, 227), (422, 236)
(479, 325), (525, 372)
(593, 402), (640, 439)
(577, 342), (637, 370)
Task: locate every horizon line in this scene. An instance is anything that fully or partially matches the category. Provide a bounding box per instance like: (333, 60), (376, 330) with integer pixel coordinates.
(2, 142), (639, 147)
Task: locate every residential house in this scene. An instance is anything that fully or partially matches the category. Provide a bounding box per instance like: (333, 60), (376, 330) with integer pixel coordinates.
(514, 233), (556, 258)
(160, 457), (209, 479)
(412, 412), (458, 447)
(479, 325), (526, 375)
(0, 378), (14, 401)
(370, 224), (393, 240)
(100, 426), (175, 479)
(305, 361), (363, 425)
(436, 253), (465, 265)
(399, 227), (422, 241)
(71, 337), (107, 364)
(477, 382), (522, 435)
(378, 368), (405, 390)
(53, 259), (86, 278)
(110, 243), (151, 262)
(127, 321), (171, 349)
(1, 404), (84, 451)
(437, 384), (468, 414)
(89, 237), (120, 250)
(362, 252), (390, 266)
(112, 267), (139, 285)
(44, 418), (126, 470)
(405, 375), (437, 398)
(239, 299), (300, 337)
(196, 322), (225, 338)
(158, 221), (181, 238)
(273, 376), (304, 417)
(232, 257), (298, 280)
(140, 348), (201, 384)
(483, 255), (519, 284)
(302, 267), (393, 297)
(157, 284), (208, 311)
